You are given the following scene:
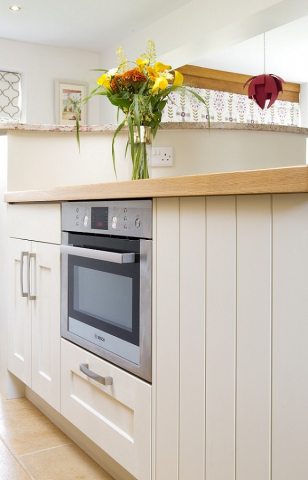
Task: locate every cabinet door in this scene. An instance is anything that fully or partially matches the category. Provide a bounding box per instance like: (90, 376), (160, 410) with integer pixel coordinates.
(61, 339), (151, 480)
(7, 238), (32, 386)
(31, 242), (61, 412)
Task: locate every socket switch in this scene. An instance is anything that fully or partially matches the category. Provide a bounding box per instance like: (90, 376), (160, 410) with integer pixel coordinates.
(152, 147), (173, 167)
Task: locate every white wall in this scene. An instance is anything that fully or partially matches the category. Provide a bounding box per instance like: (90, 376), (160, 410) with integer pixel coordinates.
(0, 38), (100, 125)
(97, 0), (308, 124)
(5, 128), (307, 193)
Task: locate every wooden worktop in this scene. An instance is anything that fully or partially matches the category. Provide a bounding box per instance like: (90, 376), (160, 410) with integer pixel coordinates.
(4, 165), (308, 203)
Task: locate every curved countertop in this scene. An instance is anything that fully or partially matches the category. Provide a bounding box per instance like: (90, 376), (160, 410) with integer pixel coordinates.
(1, 122), (308, 135)
(4, 165), (308, 203)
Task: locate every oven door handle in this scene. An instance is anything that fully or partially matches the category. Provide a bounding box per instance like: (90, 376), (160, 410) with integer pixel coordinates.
(60, 245), (135, 264)
(79, 363), (113, 386)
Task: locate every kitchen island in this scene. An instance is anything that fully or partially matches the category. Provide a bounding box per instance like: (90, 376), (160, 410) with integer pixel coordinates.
(2, 124), (308, 480)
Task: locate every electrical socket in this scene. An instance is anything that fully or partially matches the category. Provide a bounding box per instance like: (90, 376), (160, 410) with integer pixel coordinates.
(152, 147), (173, 167)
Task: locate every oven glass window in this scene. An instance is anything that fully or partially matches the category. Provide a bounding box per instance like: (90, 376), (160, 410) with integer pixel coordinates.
(68, 254), (140, 346)
(74, 266), (133, 331)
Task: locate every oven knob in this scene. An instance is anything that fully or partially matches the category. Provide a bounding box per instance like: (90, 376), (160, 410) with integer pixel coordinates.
(135, 218), (141, 228)
(112, 216), (118, 229)
(83, 215), (89, 227)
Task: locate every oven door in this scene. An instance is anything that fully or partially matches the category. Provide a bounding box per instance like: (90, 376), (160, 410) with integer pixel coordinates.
(61, 235), (152, 382)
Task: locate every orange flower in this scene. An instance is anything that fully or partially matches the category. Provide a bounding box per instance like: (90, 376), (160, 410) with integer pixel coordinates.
(111, 75), (123, 93)
(122, 68), (147, 85)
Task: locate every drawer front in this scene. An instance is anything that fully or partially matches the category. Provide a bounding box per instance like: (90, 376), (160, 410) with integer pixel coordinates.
(8, 203), (61, 244)
(61, 339), (151, 480)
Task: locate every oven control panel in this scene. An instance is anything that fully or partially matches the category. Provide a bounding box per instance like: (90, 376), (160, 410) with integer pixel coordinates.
(62, 200), (152, 239)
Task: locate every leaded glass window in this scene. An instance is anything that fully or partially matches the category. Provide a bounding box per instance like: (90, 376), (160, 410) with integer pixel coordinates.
(0, 71), (21, 123)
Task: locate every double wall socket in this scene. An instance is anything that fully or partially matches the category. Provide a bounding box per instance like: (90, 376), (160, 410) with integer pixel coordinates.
(152, 147), (173, 167)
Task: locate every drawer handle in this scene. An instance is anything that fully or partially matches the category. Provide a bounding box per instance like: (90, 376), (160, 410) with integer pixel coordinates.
(79, 363), (113, 386)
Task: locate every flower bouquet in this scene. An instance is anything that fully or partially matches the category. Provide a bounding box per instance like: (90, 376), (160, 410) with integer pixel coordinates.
(77, 40), (209, 180)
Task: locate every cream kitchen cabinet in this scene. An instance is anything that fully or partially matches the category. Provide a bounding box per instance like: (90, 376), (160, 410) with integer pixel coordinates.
(7, 203), (61, 411)
(61, 338), (151, 480)
(153, 194), (308, 480)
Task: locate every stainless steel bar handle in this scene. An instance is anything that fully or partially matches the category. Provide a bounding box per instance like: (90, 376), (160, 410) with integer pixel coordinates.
(60, 245), (135, 264)
(20, 252), (28, 297)
(79, 363), (113, 386)
(27, 253), (36, 300)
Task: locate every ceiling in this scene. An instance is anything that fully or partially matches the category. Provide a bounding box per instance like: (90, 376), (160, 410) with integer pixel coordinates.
(0, 0), (191, 52)
(193, 15), (308, 84)
(1, 0), (308, 83)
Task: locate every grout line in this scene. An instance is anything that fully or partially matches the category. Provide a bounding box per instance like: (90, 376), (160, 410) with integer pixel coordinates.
(19, 442), (74, 457)
(0, 437), (35, 480)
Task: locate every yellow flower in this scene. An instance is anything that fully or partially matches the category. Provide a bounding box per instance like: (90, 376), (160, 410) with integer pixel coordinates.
(154, 62), (171, 73)
(173, 70), (183, 87)
(152, 76), (168, 93)
(146, 66), (168, 92)
(136, 58), (149, 72)
(97, 74), (111, 90)
(146, 66), (158, 81)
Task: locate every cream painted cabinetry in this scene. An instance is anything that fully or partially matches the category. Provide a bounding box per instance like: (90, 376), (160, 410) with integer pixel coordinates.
(61, 339), (151, 480)
(7, 203), (61, 411)
(153, 194), (308, 480)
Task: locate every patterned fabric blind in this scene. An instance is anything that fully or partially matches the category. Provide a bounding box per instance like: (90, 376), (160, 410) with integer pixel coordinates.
(162, 87), (300, 126)
(0, 71), (21, 123)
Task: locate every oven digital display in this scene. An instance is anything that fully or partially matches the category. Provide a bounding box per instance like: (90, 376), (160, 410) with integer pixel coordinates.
(91, 207), (108, 230)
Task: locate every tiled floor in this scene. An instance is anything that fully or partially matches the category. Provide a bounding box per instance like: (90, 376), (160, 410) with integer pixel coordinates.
(0, 394), (114, 479)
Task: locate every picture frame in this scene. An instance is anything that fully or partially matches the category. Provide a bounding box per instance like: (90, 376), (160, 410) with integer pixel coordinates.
(55, 79), (88, 125)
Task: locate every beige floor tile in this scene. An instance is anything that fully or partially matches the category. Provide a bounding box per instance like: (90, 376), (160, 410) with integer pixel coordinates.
(0, 395), (71, 456)
(0, 439), (31, 480)
(21, 443), (114, 480)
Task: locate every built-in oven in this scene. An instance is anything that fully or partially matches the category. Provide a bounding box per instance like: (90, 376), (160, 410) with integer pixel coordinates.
(61, 200), (152, 383)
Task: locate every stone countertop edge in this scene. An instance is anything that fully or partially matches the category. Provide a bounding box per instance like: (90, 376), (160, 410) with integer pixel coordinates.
(0, 122), (307, 135)
(4, 165), (308, 203)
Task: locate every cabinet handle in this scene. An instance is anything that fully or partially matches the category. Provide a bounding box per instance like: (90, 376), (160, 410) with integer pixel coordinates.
(20, 252), (28, 297)
(79, 363), (113, 386)
(27, 253), (36, 300)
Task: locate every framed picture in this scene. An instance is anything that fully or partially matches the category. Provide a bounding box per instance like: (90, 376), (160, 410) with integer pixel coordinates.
(55, 80), (87, 125)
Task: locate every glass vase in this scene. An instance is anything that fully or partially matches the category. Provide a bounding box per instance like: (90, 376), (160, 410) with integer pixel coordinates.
(130, 126), (152, 180)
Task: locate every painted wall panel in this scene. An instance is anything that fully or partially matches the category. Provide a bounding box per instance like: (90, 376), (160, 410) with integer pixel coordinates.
(272, 194), (308, 480)
(205, 196), (236, 480)
(156, 198), (180, 480)
(179, 197), (206, 480)
(236, 195), (271, 480)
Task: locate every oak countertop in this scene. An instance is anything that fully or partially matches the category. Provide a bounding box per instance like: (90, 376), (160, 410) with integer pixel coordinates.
(4, 165), (308, 203)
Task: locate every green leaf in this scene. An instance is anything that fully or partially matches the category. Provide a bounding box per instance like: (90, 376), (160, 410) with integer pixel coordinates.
(152, 124), (159, 138)
(134, 94), (141, 130)
(109, 96), (131, 109)
(125, 139), (129, 158)
(82, 87), (108, 105)
(76, 115), (80, 153)
(111, 119), (126, 179)
(126, 114), (135, 170)
(158, 100), (167, 111)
